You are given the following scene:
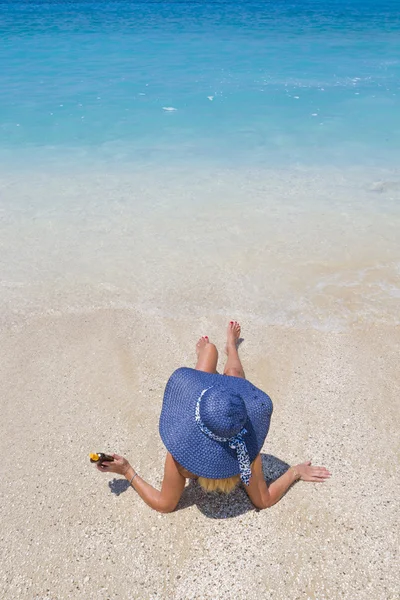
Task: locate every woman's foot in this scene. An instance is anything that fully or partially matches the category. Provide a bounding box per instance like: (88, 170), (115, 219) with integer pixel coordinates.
(225, 320), (241, 354)
(196, 335), (209, 357)
(195, 336), (218, 373)
(223, 321), (245, 378)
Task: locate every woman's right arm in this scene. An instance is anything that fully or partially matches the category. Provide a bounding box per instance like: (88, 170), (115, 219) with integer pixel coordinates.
(97, 452), (186, 513)
(245, 454), (331, 509)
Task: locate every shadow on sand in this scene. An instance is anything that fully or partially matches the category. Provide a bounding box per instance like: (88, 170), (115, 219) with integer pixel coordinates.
(108, 454), (290, 519)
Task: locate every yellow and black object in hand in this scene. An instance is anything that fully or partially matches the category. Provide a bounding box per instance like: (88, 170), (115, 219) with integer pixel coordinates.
(89, 452), (115, 464)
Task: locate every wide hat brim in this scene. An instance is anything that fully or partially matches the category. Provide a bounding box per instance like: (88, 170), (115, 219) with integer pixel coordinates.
(159, 368), (273, 479)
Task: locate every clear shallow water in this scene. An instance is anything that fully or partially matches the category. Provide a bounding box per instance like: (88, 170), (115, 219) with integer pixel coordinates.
(1, 0), (400, 167)
(1, 167), (399, 330)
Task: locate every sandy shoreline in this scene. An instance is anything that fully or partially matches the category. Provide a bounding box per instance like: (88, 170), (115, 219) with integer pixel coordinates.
(1, 164), (399, 598)
(1, 308), (398, 599)
(1, 166), (400, 335)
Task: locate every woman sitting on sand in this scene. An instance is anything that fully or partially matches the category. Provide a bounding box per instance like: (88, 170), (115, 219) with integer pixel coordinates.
(95, 321), (330, 512)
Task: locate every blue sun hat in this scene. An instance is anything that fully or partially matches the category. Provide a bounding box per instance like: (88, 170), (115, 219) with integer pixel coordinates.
(159, 368), (273, 485)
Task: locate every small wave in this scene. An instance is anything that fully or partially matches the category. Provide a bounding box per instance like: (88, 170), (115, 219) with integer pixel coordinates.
(370, 181), (400, 193)
(162, 106), (177, 112)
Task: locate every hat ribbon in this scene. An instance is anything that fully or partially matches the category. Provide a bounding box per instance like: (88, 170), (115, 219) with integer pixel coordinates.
(195, 388), (252, 486)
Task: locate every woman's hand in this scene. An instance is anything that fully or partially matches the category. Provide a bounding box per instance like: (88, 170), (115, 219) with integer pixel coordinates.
(96, 454), (130, 476)
(294, 460), (331, 482)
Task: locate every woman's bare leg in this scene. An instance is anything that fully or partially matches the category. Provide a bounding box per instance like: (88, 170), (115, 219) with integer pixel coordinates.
(195, 336), (218, 373)
(223, 321), (245, 378)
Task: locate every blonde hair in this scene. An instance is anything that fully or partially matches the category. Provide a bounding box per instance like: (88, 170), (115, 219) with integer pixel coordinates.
(198, 473), (241, 494)
(198, 459), (255, 494)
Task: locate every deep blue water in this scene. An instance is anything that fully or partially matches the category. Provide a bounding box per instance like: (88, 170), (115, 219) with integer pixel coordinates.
(1, 0), (399, 167)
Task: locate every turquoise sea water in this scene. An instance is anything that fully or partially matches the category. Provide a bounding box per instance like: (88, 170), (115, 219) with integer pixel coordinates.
(1, 0), (400, 167)
(1, 1), (400, 329)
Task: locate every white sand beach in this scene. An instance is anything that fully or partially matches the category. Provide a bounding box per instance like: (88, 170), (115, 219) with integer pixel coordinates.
(0, 168), (399, 599)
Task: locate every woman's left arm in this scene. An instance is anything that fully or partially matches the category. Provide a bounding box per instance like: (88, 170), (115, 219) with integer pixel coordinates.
(97, 452), (186, 513)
